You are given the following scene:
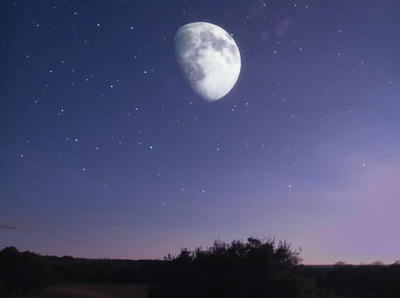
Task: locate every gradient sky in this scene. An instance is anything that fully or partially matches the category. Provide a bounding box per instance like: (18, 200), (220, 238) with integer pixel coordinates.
(1, 0), (400, 264)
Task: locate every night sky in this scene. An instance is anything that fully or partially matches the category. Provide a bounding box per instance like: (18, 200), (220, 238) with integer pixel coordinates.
(1, 0), (400, 264)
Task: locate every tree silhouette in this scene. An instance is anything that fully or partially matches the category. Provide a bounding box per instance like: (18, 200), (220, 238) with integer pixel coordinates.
(0, 246), (63, 295)
(148, 237), (337, 298)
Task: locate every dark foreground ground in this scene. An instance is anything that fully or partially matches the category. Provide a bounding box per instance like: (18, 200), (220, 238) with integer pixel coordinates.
(45, 283), (147, 298)
(0, 283), (148, 298)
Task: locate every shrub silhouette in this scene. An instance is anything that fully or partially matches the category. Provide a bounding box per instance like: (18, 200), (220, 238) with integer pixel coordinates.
(148, 237), (337, 298)
(0, 247), (63, 295)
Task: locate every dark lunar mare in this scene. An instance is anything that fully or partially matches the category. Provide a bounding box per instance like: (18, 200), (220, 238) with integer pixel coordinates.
(174, 27), (238, 88)
(174, 30), (206, 87)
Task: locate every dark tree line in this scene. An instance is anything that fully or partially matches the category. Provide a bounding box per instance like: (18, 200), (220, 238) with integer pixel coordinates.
(0, 246), (161, 297)
(49, 256), (163, 283)
(319, 262), (400, 297)
(2, 239), (400, 298)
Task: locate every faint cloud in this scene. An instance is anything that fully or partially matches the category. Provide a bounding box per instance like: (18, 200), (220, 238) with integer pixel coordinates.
(0, 148), (51, 175)
(244, 2), (295, 41)
(261, 31), (270, 41)
(275, 18), (294, 36)
(0, 221), (24, 230)
(248, 0), (267, 17)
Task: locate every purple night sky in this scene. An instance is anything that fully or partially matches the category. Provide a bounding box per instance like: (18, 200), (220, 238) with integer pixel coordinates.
(1, 0), (400, 264)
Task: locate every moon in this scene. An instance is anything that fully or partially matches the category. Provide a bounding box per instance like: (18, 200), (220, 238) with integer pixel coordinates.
(174, 22), (241, 102)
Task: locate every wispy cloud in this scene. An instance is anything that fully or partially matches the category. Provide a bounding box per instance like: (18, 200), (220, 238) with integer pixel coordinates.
(247, 0), (267, 17)
(275, 18), (294, 36)
(0, 148), (51, 175)
(0, 221), (25, 230)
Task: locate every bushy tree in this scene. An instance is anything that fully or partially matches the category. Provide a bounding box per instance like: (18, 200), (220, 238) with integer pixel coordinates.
(0, 247), (63, 295)
(148, 237), (336, 298)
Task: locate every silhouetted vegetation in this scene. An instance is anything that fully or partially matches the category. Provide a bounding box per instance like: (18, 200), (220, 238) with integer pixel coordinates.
(148, 237), (338, 298)
(0, 246), (62, 297)
(1, 240), (400, 298)
(47, 255), (163, 284)
(0, 246), (161, 297)
(318, 262), (400, 297)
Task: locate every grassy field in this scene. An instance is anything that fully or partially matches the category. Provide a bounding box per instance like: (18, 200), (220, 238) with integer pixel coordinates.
(45, 283), (147, 298)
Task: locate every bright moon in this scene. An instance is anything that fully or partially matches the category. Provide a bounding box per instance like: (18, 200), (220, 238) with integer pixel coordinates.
(174, 22), (241, 102)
